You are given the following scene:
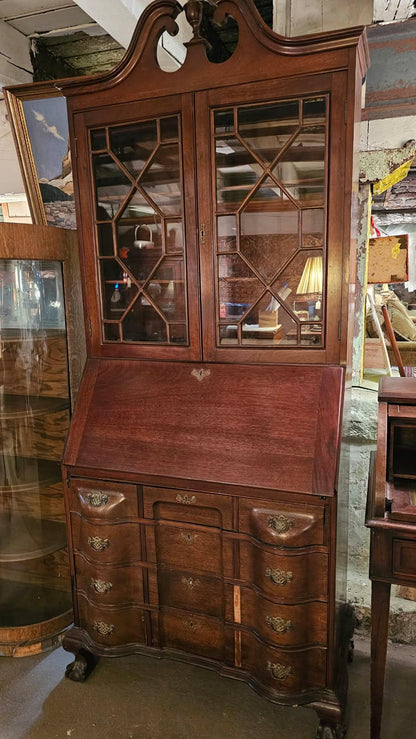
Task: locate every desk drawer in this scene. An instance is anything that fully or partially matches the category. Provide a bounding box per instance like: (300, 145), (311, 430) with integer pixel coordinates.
(77, 595), (146, 646)
(158, 610), (225, 661)
(155, 569), (224, 618)
(143, 486), (233, 529)
(71, 516), (141, 564)
(393, 538), (416, 582)
(74, 555), (145, 605)
(240, 588), (327, 647)
(240, 542), (328, 603)
(147, 522), (233, 577)
(241, 632), (326, 693)
(239, 498), (325, 547)
(69, 479), (138, 519)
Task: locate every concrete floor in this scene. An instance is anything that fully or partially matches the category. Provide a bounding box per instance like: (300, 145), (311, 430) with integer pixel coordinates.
(0, 636), (414, 738)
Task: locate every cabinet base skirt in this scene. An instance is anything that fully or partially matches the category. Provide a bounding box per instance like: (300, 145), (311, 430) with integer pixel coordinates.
(62, 624), (347, 722)
(0, 608), (73, 657)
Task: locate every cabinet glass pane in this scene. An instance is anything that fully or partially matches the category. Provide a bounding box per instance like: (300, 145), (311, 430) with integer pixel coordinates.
(0, 260), (72, 635)
(213, 95), (327, 349)
(90, 114), (188, 346)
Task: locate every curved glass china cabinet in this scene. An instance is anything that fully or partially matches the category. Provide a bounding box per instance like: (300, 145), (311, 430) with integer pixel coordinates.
(0, 223), (84, 656)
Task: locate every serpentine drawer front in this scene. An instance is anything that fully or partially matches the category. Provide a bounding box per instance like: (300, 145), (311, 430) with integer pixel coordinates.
(238, 499), (326, 547)
(71, 517), (141, 564)
(69, 479), (138, 519)
(239, 589), (328, 647)
(239, 542), (329, 602)
(241, 632), (327, 692)
(74, 556), (145, 606)
(77, 595), (147, 647)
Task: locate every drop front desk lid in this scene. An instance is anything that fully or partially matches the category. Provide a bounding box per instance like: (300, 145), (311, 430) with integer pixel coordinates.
(64, 359), (344, 496)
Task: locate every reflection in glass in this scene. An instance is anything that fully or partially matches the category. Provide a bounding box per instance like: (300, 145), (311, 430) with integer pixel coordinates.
(93, 153), (132, 219)
(303, 97), (326, 121)
(214, 109), (234, 134)
(141, 144), (181, 215)
(0, 260), (72, 636)
(273, 126), (326, 206)
(122, 300), (167, 342)
(212, 95), (327, 350)
(100, 260), (138, 319)
(90, 128), (106, 150)
(160, 116), (179, 141)
(104, 323), (120, 341)
(240, 209), (299, 283)
(91, 112), (188, 346)
(117, 220), (162, 284)
(301, 323), (322, 346)
(302, 209), (324, 247)
(97, 223), (114, 256)
(218, 254), (263, 323)
(151, 259), (185, 322)
(217, 216), (237, 252)
(238, 100), (299, 164)
(169, 324), (187, 344)
(110, 120), (157, 177)
(216, 137), (261, 208)
(241, 293), (297, 346)
(166, 221), (183, 253)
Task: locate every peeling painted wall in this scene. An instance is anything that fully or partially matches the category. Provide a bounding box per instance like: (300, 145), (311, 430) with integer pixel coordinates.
(365, 19), (416, 118)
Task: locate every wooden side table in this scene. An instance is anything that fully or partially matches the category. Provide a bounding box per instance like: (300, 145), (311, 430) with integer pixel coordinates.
(366, 377), (416, 739)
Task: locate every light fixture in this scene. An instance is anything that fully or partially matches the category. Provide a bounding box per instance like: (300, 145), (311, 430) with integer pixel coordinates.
(296, 255), (323, 296)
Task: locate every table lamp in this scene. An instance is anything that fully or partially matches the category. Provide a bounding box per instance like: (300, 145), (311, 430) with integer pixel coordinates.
(295, 255), (323, 319)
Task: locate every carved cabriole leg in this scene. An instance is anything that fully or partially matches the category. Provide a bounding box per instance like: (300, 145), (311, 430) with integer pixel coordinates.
(65, 647), (96, 682)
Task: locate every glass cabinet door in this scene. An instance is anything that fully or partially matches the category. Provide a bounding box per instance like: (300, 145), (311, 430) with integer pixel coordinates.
(198, 77), (346, 364)
(81, 96), (200, 359)
(0, 259), (72, 655)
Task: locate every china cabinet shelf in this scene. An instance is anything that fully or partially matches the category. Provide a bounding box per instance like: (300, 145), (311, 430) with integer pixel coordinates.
(0, 457), (61, 492)
(0, 395), (69, 419)
(0, 513), (67, 562)
(0, 581), (72, 627)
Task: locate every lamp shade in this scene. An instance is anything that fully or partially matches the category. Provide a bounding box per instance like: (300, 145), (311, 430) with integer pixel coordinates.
(296, 256), (323, 295)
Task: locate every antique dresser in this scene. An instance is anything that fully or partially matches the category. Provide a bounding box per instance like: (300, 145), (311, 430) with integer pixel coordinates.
(58, 1), (368, 735)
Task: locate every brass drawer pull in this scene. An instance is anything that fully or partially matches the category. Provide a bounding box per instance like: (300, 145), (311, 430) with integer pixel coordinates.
(93, 620), (114, 637)
(181, 576), (200, 589)
(176, 494), (196, 505)
(267, 661), (293, 681)
(183, 619), (200, 631)
(87, 491), (109, 507)
(90, 578), (113, 594)
(180, 531), (199, 545)
(266, 615), (292, 634)
(265, 567), (293, 586)
(88, 535), (110, 552)
(267, 514), (294, 534)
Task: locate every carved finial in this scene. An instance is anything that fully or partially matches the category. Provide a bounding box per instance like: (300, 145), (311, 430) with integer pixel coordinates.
(184, 0), (204, 41)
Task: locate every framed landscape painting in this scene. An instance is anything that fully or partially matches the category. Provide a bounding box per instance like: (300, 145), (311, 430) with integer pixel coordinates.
(5, 80), (76, 229)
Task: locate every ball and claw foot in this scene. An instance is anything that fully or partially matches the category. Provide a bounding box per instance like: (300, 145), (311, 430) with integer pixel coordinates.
(65, 650), (96, 682)
(316, 721), (347, 739)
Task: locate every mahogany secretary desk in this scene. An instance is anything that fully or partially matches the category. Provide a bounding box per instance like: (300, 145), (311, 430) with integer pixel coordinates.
(57, 1), (368, 736)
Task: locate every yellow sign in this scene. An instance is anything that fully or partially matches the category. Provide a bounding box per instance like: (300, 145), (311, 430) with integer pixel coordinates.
(373, 159), (413, 195)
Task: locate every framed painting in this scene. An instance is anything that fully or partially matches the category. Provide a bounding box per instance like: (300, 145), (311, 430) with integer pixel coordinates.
(4, 80), (76, 229)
